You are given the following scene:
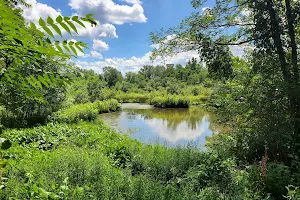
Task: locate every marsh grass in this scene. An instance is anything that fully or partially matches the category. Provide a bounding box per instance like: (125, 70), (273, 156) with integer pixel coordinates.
(53, 99), (120, 123)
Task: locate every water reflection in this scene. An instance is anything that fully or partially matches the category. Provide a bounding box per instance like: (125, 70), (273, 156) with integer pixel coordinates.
(99, 103), (224, 148)
(133, 108), (215, 131)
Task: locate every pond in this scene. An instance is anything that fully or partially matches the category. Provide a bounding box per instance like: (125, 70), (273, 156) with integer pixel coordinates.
(99, 103), (225, 148)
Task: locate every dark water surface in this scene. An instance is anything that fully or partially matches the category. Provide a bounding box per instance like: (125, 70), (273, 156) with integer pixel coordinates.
(99, 103), (225, 148)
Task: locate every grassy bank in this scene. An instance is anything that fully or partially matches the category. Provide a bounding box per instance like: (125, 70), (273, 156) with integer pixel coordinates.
(114, 92), (209, 108)
(150, 96), (190, 108)
(115, 92), (150, 103)
(1, 121), (266, 199)
(53, 99), (120, 123)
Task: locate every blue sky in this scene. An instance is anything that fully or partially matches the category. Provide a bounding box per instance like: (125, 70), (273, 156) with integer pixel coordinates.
(20, 0), (217, 74)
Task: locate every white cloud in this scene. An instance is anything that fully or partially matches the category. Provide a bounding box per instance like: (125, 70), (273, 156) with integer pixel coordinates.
(19, 0), (61, 24)
(90, 51), (103, 59)
(74, 50), (199, 74)
(78, 50), (103, 59)
(76, 21), (118, 38)
(92, 39), (109, 51)
(121, 0), (142, 5)
(69, 0), (147, 25)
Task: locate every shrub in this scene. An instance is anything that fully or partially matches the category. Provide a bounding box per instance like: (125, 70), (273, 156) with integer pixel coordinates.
(53, 103), (98, 123)
(2, 123), (79, 151)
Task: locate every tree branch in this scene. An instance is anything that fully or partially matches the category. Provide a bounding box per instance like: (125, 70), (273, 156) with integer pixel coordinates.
(228, 0), (251, 10)
(215, 39), (254, 46)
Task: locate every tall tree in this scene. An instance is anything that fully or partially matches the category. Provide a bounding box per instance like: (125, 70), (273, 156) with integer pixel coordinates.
(103, 67), (123, 88)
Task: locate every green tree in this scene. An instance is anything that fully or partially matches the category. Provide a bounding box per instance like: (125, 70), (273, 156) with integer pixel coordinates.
(125, 72), (139, 84)
(103, 67), (123, 88)
(87, 75), (105, 102)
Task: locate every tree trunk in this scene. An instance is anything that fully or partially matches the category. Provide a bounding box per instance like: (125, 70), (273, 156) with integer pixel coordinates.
(285, 0), (299, 83)
(284, 0), (300, 156)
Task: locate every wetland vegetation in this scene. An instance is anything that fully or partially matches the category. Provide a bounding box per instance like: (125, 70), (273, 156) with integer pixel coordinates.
(0, 0), (300, 199)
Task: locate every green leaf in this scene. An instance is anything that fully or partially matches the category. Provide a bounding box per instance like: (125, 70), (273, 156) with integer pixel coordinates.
(63, 78), (72, 86)
(26, 77), (36, 88)
(68, 41), (74, 45)
(47, 16), (54, 24)
(86, 14), (94, 18)
(50, 74), (59, 86)
(66, 21), (78, 34)
(31, 76), (43, 89)
(50, 23), (62, 37)
(30, 22), (37, 30)
(56, 15), (63, 23)
(42, 26), (54, 38)
(55, 45), (64, 53)
(64, 16), (70, 21)
(33, 184), (39, 193)
(38, 75), (49, 87)
(63, 44), (71, 53)
(73, 18), (86, 28)
(76, 41), (88, 49)
(38, 18), (46, 26)
(69, 45), (78, 56)
(72, 16), (79, 20)
(44, 73), (54, 87)
(75, 45), (84, 53)
(59, 22), (71, 34)
(38, 187), (50, 198)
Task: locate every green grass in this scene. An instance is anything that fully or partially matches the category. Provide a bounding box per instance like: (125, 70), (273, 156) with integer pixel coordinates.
(53, 99), (120, 123)
(112, 88), (210, 106)
(0, 121), (266, 199)
(150, 96), (190, 108)
(115, 92), (150, 103)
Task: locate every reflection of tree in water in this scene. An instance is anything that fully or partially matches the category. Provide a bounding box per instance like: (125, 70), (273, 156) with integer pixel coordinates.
(130, 108), (215, 131)
(125, 111), (139, 120)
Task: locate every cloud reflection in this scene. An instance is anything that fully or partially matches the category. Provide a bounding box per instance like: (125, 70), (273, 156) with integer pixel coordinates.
(145, 116), (210, 143)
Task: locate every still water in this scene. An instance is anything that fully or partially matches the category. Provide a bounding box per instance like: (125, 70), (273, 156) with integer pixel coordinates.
(99, 103), (224, 148)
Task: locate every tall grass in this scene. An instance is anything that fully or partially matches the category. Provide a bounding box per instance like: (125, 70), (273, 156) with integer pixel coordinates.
(150, 96), (190, 108)
(115, 92), (149, 103)
(53, 99), (120, 123)
(1, 121), (266, 199)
